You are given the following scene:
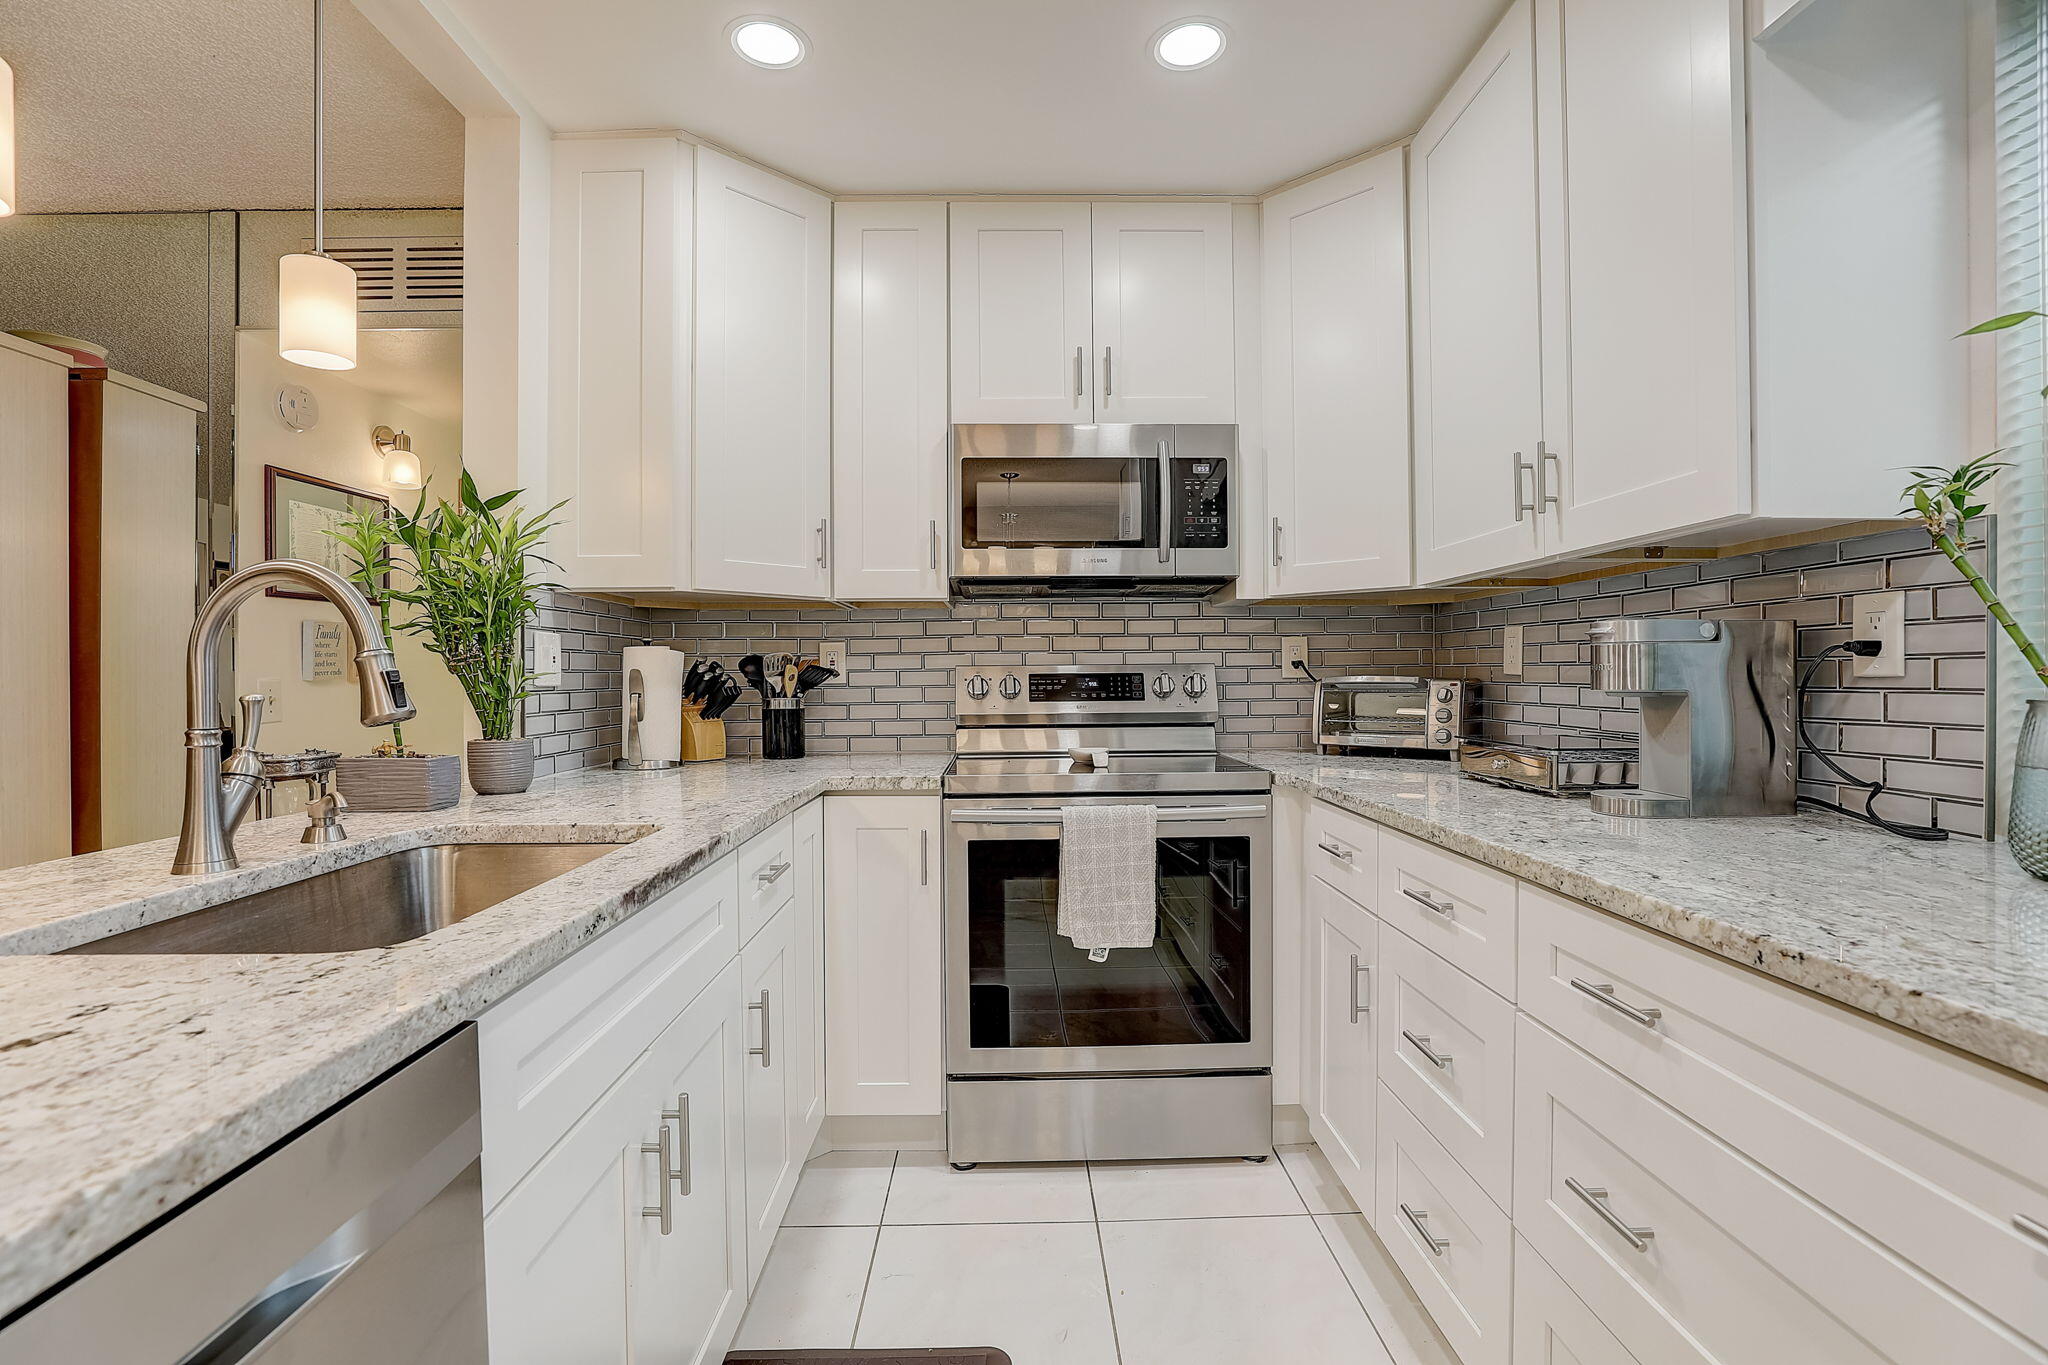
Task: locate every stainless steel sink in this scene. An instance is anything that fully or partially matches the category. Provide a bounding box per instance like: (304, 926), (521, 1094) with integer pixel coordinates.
(64, 842), (633, 955)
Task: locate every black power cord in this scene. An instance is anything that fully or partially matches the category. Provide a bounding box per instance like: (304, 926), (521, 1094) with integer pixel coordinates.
(1796, 641), (1949, 841)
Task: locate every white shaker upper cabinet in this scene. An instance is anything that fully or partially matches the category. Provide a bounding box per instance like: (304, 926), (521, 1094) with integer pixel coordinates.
(1261, 148), (1413, 595)
(694, 148), (833, 598)
(1535, 0), (1748, 553)
(548, 136), (689, 593)
(950, 202), (1094, 423)
(833, 202), (950, 600)
(1091, 202), (1236, 424)
(1411, 0), (1548, 585)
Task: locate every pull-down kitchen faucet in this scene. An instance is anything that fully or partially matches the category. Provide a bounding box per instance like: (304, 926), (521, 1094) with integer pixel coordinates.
(172, 559), (415, 874)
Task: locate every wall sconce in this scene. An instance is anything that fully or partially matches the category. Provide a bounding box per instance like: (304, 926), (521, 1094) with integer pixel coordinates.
(373, 425), (423, 489)
(0, 56), (16, 217)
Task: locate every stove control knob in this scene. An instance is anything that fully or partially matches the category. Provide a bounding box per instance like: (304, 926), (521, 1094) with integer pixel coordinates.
(965, 675), (991, 700)
(1182, 674), (1210, 699)
(1434, 728), (1454, 745)
(998, 675), (1023, 700)
(1151, 674), (1177, 698)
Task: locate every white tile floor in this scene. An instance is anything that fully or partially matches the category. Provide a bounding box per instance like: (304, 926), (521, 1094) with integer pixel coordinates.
(733, 1143), (1459, 1365)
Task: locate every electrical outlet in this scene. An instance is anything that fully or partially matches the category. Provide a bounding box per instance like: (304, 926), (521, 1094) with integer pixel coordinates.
(1502, 624), (1525, 676)
(1281, 636), (1310, 677)
(1851, 591), (1907, 678)
(531, 630), (563, 689)
(817, 642), (848, 681)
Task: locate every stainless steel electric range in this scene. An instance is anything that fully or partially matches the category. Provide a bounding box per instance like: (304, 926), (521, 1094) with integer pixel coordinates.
(942, 663), (1274, 1167)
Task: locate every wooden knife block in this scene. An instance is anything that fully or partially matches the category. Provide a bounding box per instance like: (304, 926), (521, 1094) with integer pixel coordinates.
(680, 704), (727, 762)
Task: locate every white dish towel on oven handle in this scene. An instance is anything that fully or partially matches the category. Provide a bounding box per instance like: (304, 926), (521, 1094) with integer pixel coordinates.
(1057, 803), (1158, 962)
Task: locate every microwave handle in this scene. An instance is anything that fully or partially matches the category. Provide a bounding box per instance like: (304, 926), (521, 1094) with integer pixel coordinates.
(1157, 440), (1173, 563)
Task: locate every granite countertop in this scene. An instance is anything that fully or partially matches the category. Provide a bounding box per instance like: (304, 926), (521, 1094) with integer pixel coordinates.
(1, 750), (2045, 1322)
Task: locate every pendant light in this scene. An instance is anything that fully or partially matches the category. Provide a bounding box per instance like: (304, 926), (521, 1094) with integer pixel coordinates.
(0, 57), (16, 217)
(278, 0), (356, 370)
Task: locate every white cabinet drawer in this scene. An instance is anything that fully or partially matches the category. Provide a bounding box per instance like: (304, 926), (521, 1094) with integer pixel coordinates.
(479, 856), (741, 1211)
(1379, 926), (1516, 1208)
(1519, 884), (2048, 1348)
(1514, 1017), (2041, 1365)
(1376, 1085), (1514, 1365)
(1306, 798), (1379, 907)
(1512, 1234), (1641, 1365)
(735, 815), (797, 948)
(1378, 827), (1517, 999)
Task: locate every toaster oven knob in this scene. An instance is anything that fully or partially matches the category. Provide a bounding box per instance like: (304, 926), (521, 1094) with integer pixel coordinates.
(1436, 685), (1455, 702)
(998, 675), (1023, 700)
(1182, 674), (1210, 699)
(965, 675), (991, 700)
(1151, 674), (1177, 698)
(1435, 708), (1452, 723)
(1434, 728), (1454, 745)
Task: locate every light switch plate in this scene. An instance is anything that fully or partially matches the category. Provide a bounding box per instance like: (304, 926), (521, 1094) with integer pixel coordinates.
(531, 630), (562, 689)
(255, 675), (283, 723)
(818, 642), (848, 682)
(1502, 624), (1525, 676)
(1281, 637), (1309, 677)
(1850, 591), (1907, 678)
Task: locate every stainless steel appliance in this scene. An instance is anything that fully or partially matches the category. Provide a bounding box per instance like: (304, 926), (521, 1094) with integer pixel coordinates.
(1587, 617), (1795, 817)
(951, 423), (1237, 596)
(0, 1027), (485, 1364)
(1458, 739), (1641, 796)
(1315, 676), (1468, 752)
(943, 663), (1273, 1166)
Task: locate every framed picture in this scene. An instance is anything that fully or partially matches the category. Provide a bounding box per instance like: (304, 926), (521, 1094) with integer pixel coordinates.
(262, 466), (390, 600)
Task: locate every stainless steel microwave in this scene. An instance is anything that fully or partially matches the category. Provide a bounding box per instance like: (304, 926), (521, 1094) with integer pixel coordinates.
(951, 424), (1237, 596)
(1315, 676), (1469, 752)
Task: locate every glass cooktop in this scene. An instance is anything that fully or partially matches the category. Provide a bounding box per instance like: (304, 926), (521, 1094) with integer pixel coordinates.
(943, 751), (1271, 797)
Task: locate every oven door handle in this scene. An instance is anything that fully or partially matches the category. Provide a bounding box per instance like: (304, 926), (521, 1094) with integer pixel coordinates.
(948, 805), (1268, 824)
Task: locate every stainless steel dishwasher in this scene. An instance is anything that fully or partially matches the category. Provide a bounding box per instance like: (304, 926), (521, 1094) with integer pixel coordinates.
(0, 1026), (486, 1364)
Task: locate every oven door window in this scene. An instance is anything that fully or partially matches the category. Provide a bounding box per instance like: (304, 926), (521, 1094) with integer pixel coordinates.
(1321, 686), (1428, 739)
(964, 834), (1252, 1049)
(960, 458), (1159, 549)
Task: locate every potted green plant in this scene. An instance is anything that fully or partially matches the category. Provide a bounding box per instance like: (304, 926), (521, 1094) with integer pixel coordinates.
(331, 473), (564, 797)
(326, 506), (462, 811)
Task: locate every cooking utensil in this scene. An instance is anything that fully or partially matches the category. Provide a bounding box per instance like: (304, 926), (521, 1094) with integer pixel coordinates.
(682, 659), (709, 702)
(795, 663), (837, 693)
(738, 654), (768, 696)
(782, 660), (800, 698)
(702, 676), (744, 720)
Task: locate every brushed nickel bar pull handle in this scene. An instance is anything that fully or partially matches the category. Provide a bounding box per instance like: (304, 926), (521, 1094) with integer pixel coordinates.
(664, 1095), (691, 1197)
(1513, 452), (1536, 522)
(1316, 839), (1353, 861)
(930, 519), (940, 571)
(749, 990), (773, 1067)
(1402, 1030), (1452, 1069)
(1402, 886), (1455, 917)
(1074, 346), (1085, 399)
(755, 860), (792, 887)
(817, 518), (830, 569)
(1567, 1177), (1654, 1251)
(1104, 346), (1114, 399)
(1271, 517), (1283, 567)
(2014, 1213), (2048, 1250)
(1570, 977), (1664, 1028)
(1398, 1203), (1449, 1256)
(921, 829), (930, 885)
(640, 1124), (675, 1234)
(1349, 956), (1370, 1023)
(1538, 441), (1562, 511)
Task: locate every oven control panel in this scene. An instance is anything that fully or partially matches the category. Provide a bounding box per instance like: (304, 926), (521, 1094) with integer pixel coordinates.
(956, 664), (1219, 719)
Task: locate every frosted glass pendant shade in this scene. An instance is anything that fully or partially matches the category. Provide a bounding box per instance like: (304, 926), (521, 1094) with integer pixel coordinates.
(0, 58), (16, 217)
(278, 251), (357, 370)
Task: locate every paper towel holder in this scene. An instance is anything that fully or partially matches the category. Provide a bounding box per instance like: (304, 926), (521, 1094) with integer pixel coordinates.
(613, 658), (683, 771)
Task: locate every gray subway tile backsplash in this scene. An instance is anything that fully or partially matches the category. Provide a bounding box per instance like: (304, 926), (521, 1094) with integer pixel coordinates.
(525, 525), (1993, 837)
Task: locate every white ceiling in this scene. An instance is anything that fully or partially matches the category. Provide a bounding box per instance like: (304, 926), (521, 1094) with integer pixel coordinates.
(444, 0), (1509, 195)
(0, 0), (464, 214)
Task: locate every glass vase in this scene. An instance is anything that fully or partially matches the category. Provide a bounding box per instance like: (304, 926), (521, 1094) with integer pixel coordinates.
(2010, 699), (2048, 879)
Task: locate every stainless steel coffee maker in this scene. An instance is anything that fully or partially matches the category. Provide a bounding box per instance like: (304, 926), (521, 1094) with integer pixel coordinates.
(1586, 618), (1796, 818)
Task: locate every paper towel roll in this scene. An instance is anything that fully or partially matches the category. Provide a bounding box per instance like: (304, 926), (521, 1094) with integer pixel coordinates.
(621, 645), (686, 765)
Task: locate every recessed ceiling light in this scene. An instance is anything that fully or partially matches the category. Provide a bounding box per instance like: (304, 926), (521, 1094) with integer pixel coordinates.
(1152, 18), (1227, 71)
(728, 16), (807, 69)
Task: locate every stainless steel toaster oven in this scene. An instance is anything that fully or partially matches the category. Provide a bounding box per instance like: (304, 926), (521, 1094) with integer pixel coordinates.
(1314, 676), (1467, 752)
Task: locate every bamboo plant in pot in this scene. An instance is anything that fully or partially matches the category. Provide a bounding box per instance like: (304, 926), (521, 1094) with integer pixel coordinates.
(333, 473), (565, 797)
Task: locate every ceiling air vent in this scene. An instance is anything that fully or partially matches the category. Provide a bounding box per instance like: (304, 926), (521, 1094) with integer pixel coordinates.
(301, 236), (464, 313)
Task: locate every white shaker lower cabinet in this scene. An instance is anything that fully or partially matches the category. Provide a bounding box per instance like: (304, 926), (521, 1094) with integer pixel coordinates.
(693, 147), (833, 598)
(825, 794), (944, 1117)
(486, 960), (747, 1365)
(739, 903), (798, 1288)
(1305, 875), (1378, 1198)
(791, 798), (827, 1139)
(832, 201), (950, 600)
(1260, 146), (1413, 595)
(1512, 1234), (1641, 1365)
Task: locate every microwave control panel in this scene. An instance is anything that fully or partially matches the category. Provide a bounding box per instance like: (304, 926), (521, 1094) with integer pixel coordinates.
(1172, 457), (1229, 549)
